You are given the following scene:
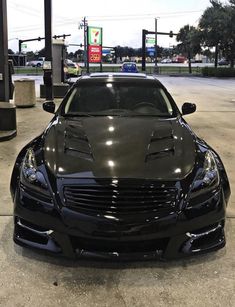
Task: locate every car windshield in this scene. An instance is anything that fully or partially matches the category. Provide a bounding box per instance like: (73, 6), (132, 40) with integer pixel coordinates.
(63, 82), (175, 117)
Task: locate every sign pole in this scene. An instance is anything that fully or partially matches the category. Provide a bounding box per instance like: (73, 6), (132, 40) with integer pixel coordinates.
(86, 26), (89, 73)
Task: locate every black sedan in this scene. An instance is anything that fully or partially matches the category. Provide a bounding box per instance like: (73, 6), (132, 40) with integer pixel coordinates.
(11, 73), (230, 260)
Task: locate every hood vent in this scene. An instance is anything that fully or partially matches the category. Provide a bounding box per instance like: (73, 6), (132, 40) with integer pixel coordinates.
(64, 124), (94, 161)
(146, 148), (174, 162)
(145, 127), (175, 162)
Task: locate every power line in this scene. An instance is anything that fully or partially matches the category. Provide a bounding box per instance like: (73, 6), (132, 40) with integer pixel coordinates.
(80, 10), (204, 19)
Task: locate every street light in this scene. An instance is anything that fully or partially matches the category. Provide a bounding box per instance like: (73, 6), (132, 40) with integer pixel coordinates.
(154, 17), (160, 74)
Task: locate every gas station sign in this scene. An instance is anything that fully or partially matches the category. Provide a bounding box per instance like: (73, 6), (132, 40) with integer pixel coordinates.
(88, 27), (102, 45)
(88, 45), (102, 63)
(87, 26), (103, 64)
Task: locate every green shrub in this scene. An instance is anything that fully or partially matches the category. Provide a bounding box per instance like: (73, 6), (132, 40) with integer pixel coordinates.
(202, 67), (235, 77)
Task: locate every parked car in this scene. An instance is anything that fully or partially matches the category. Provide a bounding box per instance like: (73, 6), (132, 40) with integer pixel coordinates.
(11, 73), (230, 260)
(27, 57), (44, 67)
(172, 56), (186, 63)
(161, 58), (172, 64)
(218, 59), (229, 66)
(121, 62), (138, 73)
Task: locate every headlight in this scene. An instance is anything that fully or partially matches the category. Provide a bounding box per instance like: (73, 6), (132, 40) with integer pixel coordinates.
(191, 151), (219, 195)
(21, 148), (48, 191)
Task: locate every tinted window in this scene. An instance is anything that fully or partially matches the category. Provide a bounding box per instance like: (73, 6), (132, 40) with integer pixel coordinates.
(63, 82), (174, 117)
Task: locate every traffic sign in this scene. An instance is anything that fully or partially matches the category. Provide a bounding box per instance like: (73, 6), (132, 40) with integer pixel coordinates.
(147, 47), (155, 52)
(147, 47), (155, 56)
(146, 37), (155, 44)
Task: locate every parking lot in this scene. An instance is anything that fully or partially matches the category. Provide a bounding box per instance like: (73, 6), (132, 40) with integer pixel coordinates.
(0, 76), (235, 306)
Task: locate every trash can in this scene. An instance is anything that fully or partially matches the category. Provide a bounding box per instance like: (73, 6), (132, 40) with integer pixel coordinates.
(14, 79), (36, 107)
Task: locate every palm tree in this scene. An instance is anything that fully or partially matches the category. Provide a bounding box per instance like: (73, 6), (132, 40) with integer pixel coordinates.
(176, 25), (201, 73)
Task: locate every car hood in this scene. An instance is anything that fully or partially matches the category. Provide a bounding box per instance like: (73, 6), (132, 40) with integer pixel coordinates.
(43, 116), (196, 180)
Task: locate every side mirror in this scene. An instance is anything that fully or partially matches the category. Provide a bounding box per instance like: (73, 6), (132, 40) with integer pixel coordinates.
(182, 102), (196, 115)
(43, 101), (55, 114)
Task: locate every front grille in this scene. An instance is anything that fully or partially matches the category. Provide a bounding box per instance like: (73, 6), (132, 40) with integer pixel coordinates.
(70, 236), (169, 253)
(63, 181), (177, 215)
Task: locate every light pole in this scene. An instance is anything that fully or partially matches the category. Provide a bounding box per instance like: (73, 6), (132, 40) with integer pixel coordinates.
(154, 18), (159, 74)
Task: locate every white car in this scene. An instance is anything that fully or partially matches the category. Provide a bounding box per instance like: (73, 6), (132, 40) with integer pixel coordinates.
(161, 58), (172, 64)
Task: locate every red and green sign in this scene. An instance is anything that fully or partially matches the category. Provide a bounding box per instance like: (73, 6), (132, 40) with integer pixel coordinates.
(88, 27), (102, 45)
(87, 26), (102, 63)
(88, 45), (102, 63)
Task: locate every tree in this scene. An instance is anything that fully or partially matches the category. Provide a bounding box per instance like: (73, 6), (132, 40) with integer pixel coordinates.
(199, 0), (228, 67)
(74, 49), (83, 62)
(37, 47), (45, 58)
(223, 1), (235, 67)
(199, 0), (235, 67)
(176, 25), (201, 73)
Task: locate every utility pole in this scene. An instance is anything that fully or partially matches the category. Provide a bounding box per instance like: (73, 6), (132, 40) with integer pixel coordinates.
(79, 17), (88, 71)
(84, 17), (87, 71)
(154, 18), (159, 74)
(44, 0), (54, 101)
(0, 0), (9, 102)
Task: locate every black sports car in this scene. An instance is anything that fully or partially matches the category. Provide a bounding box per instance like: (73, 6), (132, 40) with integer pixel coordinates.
(11, 73), (231, 260)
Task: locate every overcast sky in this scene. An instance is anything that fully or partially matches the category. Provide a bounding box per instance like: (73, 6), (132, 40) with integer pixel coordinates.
(7, 0), (218, 53)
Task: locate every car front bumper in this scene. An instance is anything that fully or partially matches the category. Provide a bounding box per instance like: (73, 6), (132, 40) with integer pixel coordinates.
(13, 186), (226, 261)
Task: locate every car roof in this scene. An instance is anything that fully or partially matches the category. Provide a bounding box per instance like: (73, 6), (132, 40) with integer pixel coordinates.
(89, 72), (145, 78)
(76, 73), (163, 87)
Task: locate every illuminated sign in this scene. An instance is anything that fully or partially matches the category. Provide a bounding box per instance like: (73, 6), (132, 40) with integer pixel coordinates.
(88, 45), (102, 63)
(87, 26), (103, 63)
(88, 27), (102, 45)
